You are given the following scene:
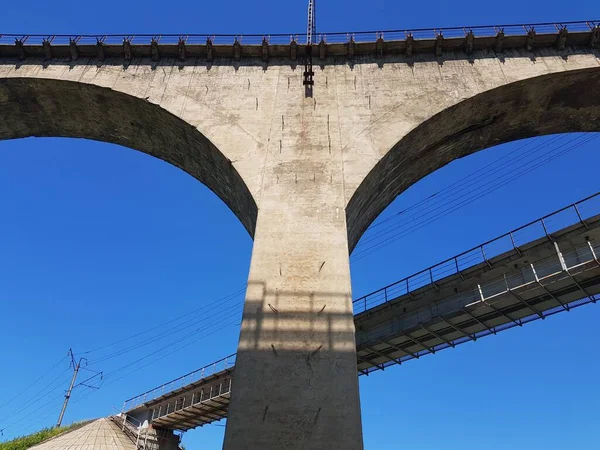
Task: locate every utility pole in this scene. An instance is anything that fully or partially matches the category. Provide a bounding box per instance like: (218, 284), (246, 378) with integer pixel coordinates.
(56, 349), (81, 428)
(55, 350), (103, 428)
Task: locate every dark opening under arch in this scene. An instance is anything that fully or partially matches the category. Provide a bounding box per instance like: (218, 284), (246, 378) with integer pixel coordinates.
(0, 77), (257, 236)
(346, 67), (600, 252)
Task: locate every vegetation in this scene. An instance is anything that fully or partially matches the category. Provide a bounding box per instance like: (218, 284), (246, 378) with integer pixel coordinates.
(0, 420), (93, 450)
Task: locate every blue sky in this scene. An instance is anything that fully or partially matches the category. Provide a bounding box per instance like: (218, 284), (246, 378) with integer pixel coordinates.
(0, 1), (599, 449)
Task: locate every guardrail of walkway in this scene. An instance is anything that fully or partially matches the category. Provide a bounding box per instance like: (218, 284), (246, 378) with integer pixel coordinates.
(0, 20), (598, 47)
(149, 376), (232, 424)
(122, 354), (236, 412)
(353, 192), (600, 314)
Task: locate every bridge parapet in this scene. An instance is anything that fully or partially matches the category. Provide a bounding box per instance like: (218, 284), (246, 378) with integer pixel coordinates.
(1, 20), (598, 63)
(123, 354), (235, 412)
(146, 372), (232, 431)
(124, 361), (234, 431)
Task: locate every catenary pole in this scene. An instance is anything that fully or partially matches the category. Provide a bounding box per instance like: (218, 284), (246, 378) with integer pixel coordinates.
(56, 349), (81, 427)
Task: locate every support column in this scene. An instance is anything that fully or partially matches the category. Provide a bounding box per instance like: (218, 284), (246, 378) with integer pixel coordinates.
(223, 151), (363, 449)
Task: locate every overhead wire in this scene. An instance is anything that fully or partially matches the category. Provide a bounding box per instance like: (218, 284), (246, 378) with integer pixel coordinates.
(102, 315), (241, 387)
(0, 367), (72, 423)
(364, 134), (560, 232)
(87, 291), (246, 365)
(357, 133), (570, 247)
(101, 304), (243, 379)
(352, 133), (598, 261)
(0, 392), (65, 436)
(60, 314), (242, 411)
(353, 135), (596, 261)
(0, 288), (248, 424)
(0, 354), (68, 411)
(82, 285), (247, 356)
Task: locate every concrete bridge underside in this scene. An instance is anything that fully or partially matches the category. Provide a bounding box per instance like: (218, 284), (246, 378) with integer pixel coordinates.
(1, 25), (599, 449)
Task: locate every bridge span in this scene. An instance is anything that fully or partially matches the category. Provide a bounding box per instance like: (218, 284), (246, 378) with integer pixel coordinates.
(118, 193), (600, 432)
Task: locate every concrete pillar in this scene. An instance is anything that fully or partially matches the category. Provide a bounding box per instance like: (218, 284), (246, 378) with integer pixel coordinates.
(223, 150), (363, 448)
(140, 426), (181, 450)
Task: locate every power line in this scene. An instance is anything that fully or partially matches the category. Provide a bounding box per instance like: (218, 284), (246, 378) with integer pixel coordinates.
(0, 367), (72, 423)
(352, 133), (597, 261)
(0, 392), (65, 436)
(81, 286), (247, 356)
(364, 134), (559, 232)
(352, 135), (594, 261)
(63, 316), (241, 410)
(103, 316), (241, 387)
(357, 133), (570, 248)
(352, 133), (594, 258)
(0, 354), (69, 411)
(101, 305), (243, 379)
(87, 292), (245, 365)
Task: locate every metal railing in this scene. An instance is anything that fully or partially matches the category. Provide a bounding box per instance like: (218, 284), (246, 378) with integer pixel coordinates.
(358, 240), (600, 347)
(150, 377), (232, 422)
(353, 192), (600, 314)
(0, 20), (598, 47)
(122, 354), (235, 412)
(110, 409), (147, 449)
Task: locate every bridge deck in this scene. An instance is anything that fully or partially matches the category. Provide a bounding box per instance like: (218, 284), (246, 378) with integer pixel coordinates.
(1, 20), (598, 62)
(123, 194), (600, 431)
(355, 215), (600, 374)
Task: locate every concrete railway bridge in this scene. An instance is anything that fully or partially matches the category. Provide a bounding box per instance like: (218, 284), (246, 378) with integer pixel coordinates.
(1, 19), (600, 449)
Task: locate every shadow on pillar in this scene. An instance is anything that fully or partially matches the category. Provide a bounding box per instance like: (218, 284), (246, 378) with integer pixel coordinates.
(224, 281), (364, 449)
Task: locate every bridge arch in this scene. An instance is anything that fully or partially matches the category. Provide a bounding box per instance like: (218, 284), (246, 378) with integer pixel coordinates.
(0, 77), (257, 236)
(346, 67), (600, 252)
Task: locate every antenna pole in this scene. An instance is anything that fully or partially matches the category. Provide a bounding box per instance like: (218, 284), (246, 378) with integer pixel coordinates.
(303, 0), (316, 95)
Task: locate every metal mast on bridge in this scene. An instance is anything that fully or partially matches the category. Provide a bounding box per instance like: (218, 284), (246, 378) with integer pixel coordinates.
(303, 0), (316, 94)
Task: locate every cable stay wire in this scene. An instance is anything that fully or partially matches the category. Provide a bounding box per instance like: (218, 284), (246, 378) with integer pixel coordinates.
(364, 134), (558, 232)
(81, 285), (247, 356)
(88, 298), (245, 366)
(0, 353), (69, 411)
(358, 133), (570, 247)
(352, 133), (598, 262)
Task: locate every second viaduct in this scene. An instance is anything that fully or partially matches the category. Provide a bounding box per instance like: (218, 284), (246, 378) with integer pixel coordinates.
(0, 23), (599, 449)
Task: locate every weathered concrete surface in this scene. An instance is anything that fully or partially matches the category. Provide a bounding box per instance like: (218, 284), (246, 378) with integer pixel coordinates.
(0, 45), (599, 449)
(30, 418), (136, 449)
(345, 61), (600, 249)
(0, 77), (257, 236)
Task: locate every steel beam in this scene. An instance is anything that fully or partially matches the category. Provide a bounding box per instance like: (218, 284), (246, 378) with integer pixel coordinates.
(419, 323), (455, 348)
